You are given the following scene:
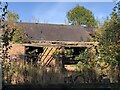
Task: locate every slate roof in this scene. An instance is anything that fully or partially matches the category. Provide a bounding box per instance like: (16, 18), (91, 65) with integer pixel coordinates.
(18, 22), (92, 42)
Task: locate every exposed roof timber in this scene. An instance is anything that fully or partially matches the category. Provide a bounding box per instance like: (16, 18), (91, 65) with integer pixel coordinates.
(23, 41), (98, 48)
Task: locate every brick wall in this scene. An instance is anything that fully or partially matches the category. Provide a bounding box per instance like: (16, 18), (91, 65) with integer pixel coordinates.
(8, 44), (25, 59)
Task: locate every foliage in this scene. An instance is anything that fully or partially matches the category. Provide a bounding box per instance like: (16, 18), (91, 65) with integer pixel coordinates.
(7, 11), (19, 22)
(76, 47), (113, 82)
(2, 57), (66, 85)
(92, 1), (120, 82)
(5, 11), (28, 43)
(0, 2), (16, 84)
(11, 24), (28, 44)
(1, 1), (120, 85)
(74, 1), (120, 83)
(67, 5), (97, 27)
(95, 2), (120, 67)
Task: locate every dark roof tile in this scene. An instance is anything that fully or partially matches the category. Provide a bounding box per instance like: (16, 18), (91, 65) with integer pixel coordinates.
(18, 22), (91, 42)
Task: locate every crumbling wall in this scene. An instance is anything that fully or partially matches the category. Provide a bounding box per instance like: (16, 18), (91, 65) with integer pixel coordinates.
(7, 44), (89, 84)
(8, 44), (25, 60)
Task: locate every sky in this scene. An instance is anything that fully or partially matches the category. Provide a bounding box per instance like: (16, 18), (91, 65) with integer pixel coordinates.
(7, 2), (116, 24)
(1, 0), (115, 2)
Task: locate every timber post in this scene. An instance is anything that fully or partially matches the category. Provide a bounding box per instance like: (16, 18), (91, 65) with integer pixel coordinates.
(61, 46), (65, 69)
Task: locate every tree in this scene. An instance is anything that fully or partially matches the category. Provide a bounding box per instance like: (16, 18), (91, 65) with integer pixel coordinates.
(0, 2), (16, 84)
(66, 5), (97, 27)
(94, 1), (120, 82)
(6, 11), (28, 43)
(74, 1), (120, 83)
(7, 11), (19, 22)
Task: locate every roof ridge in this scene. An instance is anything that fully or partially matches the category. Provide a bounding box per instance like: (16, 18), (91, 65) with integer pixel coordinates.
(17, 22), (70, 26)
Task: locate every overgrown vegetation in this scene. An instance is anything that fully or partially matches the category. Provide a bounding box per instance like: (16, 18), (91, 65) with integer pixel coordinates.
(0, 1), (120, 86)
(2, 10), (28, 44)
(0, 2), (15, 85)
(75, 1), (120, 83)
(94, 1), (120, 82)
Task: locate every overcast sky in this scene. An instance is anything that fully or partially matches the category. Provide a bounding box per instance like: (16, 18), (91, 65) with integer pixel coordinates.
(8, 2), (116, 24)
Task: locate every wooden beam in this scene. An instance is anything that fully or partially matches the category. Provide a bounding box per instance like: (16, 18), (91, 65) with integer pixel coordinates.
(23, 41), (98, 48)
